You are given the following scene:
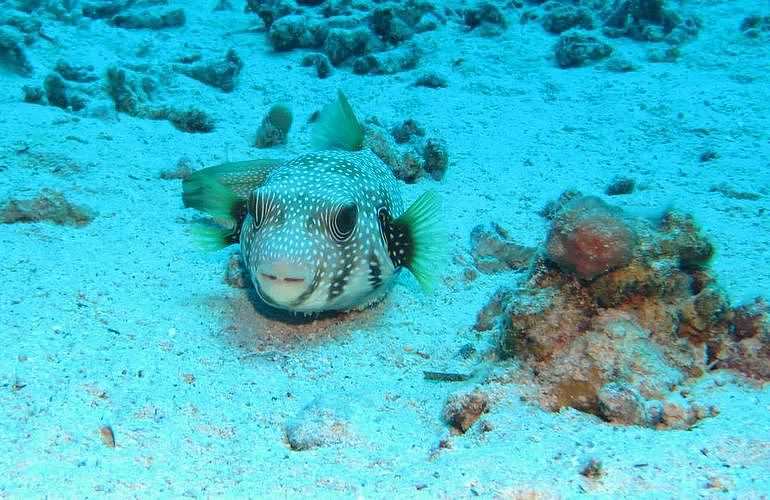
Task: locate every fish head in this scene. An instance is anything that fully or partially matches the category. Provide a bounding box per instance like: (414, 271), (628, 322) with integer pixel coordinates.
(240, 162), (396, 313)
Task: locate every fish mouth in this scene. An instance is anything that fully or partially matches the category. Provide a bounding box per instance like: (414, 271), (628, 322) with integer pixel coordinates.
(254, 261), (313, 308)
(259, 273), (306, 284)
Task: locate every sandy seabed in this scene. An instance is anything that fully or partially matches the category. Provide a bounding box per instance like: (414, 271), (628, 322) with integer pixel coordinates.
(1, 0), (769, 497)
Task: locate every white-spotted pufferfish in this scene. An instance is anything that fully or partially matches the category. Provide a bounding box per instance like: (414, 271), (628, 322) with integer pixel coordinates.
(182, 91), (444, 313)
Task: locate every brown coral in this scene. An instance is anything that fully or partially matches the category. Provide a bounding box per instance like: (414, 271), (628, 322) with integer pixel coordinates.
(482, 193), (770, 428)
(545, 196), (636, 280)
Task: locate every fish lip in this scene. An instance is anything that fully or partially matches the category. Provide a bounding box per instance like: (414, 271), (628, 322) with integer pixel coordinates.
(259, 273), (305, 284)
(254, 270), (311, 311)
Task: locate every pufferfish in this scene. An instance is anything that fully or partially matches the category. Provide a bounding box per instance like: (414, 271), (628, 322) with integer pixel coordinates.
(182, 91), (444, 313)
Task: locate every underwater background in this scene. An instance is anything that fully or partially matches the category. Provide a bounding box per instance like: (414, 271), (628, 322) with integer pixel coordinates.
(1, 0), (769, 497)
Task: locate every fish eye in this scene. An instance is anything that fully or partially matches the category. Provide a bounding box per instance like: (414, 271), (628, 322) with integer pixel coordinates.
(330, 203), (357, 243)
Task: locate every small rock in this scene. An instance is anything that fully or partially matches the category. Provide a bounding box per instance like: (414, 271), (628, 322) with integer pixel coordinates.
(324, 27), (371, 66)
(82, 1), (127, 19)
(709, 183), (761, 201)
(541, 5), (593, 34)
(442, 389), (490, 433)
(110, 8), (186, 30)
(55, 60), (99, 83)
(470, 223), (536, 274)
(545, 196), (636, 280)
(391, 119), (425, 144)
(255, 104), (293, 148)
(22, 85), (45, 104)
(740, 15), (770, 38)
(580, 458), (603, 479)
(597, 383), (647, 425)
(224, 252), (250, 288)
(415, 72), (448, 88)
(44, 73), (69, 109)
(0, 189), (96, 227)
(285, 396), (356, 451)
(301, 52), (332, 79)
(605, 176), (635, 195)
(5, 13), (43, 34)
(165, 107), (215, 134)
(554, 32), (613, 69)
(177, 49), (243, 92)
(0, 26), (33, 76)
(352, 44), (420, 75)
(463, 2), (508, 37)
(105, 66), (151, 116)
(371, 5), (414, 45)
(159, 158), (194, 180)
(603, 0), (699, 44)
(245, 0), (294, 28)
(269, 15), (327, 51)
(213, 0), (233, 11)
(422, 138), (449, 180)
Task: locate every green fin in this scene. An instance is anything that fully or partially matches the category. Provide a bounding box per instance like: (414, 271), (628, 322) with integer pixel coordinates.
(395, 190), (446, 292)
(190, 222), (236, 251)
(183, 159), (281, 204)
(183, 159), (281, 249)
(311, 90), (364, 151)
(182, 169), (241, 222)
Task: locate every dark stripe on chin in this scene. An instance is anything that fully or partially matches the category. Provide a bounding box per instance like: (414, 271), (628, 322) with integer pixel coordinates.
(291, 264), (323, 308)
(368, 252), (383, 290)
(328, 245), (356, 303)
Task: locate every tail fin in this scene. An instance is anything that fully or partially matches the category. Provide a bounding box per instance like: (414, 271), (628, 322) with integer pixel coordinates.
(182, 159), (281, 249)
(311, 90), (365, 151)
(190, 221), (238, 251)
(183, 169), (242, 222)
(183, 159), (281, 203)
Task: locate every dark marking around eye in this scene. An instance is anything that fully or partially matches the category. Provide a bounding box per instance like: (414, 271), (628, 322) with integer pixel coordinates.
(217, 199), (248, 245)
(378, 208), (413, 268)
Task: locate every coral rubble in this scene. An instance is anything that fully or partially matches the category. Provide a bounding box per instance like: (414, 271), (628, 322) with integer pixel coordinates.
(364, 118), (448, 183)
(0, 189), (96, 227)
(254, 104), (293, 148)
(476, 193), (769, 429)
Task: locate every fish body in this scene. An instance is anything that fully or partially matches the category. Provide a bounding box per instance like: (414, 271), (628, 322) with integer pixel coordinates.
(183, 92), (443, 313)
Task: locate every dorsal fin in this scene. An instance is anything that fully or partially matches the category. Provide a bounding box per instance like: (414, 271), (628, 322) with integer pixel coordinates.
(311, 90), (364, 151)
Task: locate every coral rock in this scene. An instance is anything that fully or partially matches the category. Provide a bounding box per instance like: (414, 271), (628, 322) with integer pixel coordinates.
(443, 390), (490, 433)
(546, 196), (636, 280)
(554, 32), (613, 68)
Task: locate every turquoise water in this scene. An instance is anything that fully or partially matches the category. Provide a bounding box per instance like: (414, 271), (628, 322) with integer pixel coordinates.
(1, 0), (769, 497)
